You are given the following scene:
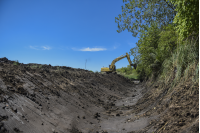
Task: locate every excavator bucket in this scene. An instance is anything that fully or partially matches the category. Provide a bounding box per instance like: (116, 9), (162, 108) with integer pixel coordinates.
(131, 64), (137, 69)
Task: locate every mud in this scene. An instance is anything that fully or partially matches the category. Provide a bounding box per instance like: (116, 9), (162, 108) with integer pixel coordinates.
(0, 57), (198, 133)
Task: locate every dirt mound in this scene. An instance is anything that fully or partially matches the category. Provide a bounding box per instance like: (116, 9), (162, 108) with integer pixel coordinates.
(0, 57), (198, 133)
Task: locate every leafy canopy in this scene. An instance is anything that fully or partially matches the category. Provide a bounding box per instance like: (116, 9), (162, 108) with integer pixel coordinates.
(130, 23), (178, 79)
(115, 0), (176, 37)
(168, 0), (199, 40)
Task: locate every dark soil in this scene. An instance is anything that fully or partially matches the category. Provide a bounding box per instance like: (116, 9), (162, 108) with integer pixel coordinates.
(0, 57), (198, 133)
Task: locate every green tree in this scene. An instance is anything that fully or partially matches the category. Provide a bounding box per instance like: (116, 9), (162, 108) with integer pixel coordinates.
(169, 0), (199, 40)
(115, 0), (176, 37)
(132, 22), (162, 78)
(129, 46), (140, 65)
(117, 0), (199, 81)
(157, 24), (178, 62)
(130, 23), (179, 79)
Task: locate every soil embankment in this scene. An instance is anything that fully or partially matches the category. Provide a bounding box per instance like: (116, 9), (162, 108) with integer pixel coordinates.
(0, 57), (198, 133)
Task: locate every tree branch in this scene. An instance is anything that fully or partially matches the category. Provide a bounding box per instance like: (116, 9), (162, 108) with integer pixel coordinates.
(165, 0), (175, 11)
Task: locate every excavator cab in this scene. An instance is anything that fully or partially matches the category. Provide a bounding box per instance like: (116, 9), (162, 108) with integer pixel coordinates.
(109, 65), (116, 71)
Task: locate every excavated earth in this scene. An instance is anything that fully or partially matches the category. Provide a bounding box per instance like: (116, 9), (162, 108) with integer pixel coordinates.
(0, 57), (198, 133)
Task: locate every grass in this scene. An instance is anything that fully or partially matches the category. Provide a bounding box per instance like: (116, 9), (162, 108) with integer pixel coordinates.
(94, 71), (99, 73)
(159, 35), (199, 88)
(13, 60), (19, 65)
(56, 66), (62, 74)
(117, 67), (139, 80)
(124, 73), (138, 79)
(90, 70), (99, 73)
(117, 72), (138, 80)
(31, 65), (38, 69)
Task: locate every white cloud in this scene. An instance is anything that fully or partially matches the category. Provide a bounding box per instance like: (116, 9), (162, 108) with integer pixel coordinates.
(42, 46), (51, 50)
(78, 47), (107, 51)
(30, 46), (39, 50)
(29, 45), (51, 50)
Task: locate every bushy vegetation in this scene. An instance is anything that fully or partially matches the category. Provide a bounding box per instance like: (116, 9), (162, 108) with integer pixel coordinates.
(13, 60), (20, 65)
(90, 70), (99, 73)
(130, 23), (179, 80)
(116, 65), (138, 79)
(160, 37), (199, 86)
(31, 65), (38, 68)
(116, 0), (199, 86)
(169, 0), (199, 40)
(133, 25), (198, 85)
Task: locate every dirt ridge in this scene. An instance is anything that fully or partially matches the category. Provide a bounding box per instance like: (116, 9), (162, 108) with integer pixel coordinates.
(0, 57), (198, 133)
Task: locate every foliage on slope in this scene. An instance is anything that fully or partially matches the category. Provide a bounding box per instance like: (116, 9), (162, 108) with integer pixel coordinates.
(116, 65), (138, 79)
(116, 0), (199, 86)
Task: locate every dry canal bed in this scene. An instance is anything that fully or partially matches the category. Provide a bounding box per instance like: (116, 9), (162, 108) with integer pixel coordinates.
(0, 57), (198, 133)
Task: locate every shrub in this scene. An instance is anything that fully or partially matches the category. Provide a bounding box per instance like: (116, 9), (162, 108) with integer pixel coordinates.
(13, 60), (19, 65)
(160, 36), (199, 87)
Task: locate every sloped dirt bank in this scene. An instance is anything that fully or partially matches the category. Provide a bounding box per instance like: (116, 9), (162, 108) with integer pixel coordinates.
(0, 57), (198, 133)
(123, 80), (198, 133)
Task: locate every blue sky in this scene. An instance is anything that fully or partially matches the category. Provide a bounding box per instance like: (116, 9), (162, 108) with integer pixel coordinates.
(0, 0), (139, 72)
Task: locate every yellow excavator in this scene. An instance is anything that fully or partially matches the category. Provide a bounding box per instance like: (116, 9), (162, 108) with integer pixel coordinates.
(101, 52), (136, 73)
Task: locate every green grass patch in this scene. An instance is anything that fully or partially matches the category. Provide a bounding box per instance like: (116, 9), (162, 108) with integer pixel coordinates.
(13, 60), (19, 65)
(31, 65), (38, 68)
(117, 72), (139, 80)
(160, 36), (199, 87)
(117, 65), (139, 79)
(124, 73), (138, 79)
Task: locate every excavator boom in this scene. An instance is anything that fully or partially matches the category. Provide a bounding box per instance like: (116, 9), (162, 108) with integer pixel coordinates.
(101, 52), (136, 73)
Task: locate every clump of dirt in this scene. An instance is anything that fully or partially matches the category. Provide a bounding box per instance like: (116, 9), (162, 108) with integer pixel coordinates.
(0, 57), (198, 133)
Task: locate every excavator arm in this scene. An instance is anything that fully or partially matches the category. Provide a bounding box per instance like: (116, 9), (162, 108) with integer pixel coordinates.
(101, 52), (136, 73)
(125, 53), (137, 69)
